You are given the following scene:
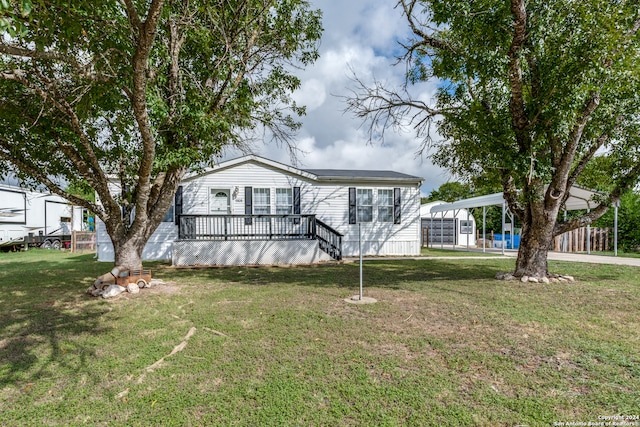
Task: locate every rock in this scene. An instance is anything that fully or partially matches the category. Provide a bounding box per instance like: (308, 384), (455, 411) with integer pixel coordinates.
(550, 277), (560, 283)
(541, 277), (550, 284)
(102, 285), (126, 299)
(495, 272), (506, 280)
(558, 277), (568, 283)
(528, 277), (539, 283)
(87, 286), (103, 297)
(504, 273), (515, 281)
(520, 275), (529, 283)
(561, 275), (575, 282)
(147, 279), (165, 288)
(127, 283), (140, 294)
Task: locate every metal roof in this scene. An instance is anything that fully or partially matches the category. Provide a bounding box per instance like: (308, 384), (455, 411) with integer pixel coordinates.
(428, 185), (604, 214)
(304, 169), (423, 183)
(184, 155), (423, 185)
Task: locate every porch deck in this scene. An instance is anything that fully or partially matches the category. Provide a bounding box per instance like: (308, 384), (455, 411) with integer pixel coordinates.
(174, 214), (343, 266)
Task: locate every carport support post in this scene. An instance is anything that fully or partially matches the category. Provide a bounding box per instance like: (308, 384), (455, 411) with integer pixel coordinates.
(453, 209), (460, 250)
(466, 210), (470, 250)
(586, 208), (591, 255)
(430, 214), (433, 249)
(482, 207), (486, 253)
(501, 201), (506, 256)
(440, 212), (444, 249)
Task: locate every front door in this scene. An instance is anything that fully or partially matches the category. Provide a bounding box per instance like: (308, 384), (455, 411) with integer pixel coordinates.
(209, 189), (230, 214)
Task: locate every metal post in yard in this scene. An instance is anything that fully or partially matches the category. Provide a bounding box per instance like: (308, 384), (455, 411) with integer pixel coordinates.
(345, 221), (376, 305)
(359, 222), (363, 301)
(501, 201), (506, 256)
(614, 202), (619, 257)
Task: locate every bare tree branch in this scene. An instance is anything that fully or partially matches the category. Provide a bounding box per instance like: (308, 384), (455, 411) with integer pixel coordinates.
(344, 70), (443, 149)
(507, 0), (530, 152)
(398, 0), (455, 53)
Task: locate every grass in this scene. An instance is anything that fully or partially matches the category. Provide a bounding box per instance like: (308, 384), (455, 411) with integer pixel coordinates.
(419, 247), (502, 257)
(589, 250), (640, 259)
(1, 250), (638, 426)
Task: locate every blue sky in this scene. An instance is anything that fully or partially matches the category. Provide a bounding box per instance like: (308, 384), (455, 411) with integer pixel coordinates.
(226, 0), (452, 196)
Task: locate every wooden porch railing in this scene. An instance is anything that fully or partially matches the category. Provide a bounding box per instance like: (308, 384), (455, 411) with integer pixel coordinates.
(177, 214), (343, 260)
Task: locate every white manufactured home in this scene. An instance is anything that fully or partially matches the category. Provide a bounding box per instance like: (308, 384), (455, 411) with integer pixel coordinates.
(97, 155), (424, 266)
(0, 183), (84, 249)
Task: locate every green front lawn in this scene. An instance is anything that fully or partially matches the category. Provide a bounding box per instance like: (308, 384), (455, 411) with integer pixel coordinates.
(1, 250), (638, 426)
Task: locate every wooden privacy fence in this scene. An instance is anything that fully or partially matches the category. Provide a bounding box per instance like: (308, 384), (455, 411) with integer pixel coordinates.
(71, 231), (96, 253)
(553, 227), (610, 253)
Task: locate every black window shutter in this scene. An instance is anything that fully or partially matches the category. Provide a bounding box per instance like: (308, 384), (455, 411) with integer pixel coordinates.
(293, 186), (301, 224)
(293, 187), (301, 214)
(393, 187), (401, 224)
(244, 186), (253, 225)
(348, 187), (356, 224)
(174, 185), (183, 225)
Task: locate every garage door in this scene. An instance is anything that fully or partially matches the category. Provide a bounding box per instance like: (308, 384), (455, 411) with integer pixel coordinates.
(421, 218), (457, 246)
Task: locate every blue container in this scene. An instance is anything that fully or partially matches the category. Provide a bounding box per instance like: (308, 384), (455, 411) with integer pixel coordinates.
(493, 233), (520, 249)
(512, 235), (521, 249)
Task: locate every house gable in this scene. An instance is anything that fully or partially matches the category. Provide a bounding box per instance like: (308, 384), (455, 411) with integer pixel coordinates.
(182, 155), (317, 184)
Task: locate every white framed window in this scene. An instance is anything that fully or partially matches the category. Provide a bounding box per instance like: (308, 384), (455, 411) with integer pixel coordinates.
(460, 220), (473, 234)
(253, 188), (271, 214)
(356, 189), (373, 222)
(377, 189), (394, 222)
(275, 188), (293, 215)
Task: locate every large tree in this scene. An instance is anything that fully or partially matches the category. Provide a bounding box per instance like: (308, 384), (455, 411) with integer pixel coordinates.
(348, 0), (640, 278)
(0, 0), (322, 269)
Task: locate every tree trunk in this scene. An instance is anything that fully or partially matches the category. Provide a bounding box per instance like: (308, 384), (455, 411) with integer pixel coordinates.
(514, 215), (555, 278)
(112, 235), (145, 270)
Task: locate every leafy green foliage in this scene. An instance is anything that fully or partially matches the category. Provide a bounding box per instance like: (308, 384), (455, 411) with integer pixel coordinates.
(424, 181), (473, 203)
(426, 0), (640, 191)
(351, 0), (640, 275)
(0, 0), (322, 265)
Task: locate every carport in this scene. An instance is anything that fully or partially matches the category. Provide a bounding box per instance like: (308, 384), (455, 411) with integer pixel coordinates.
(427, 185), (619, 256)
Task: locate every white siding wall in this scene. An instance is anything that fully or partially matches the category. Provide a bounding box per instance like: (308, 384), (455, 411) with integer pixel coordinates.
(304, 183), (421, 256)
(96, 219), (177, 262)
(183, 163), (421, 256)
(96, 180), (177, 262)
(181, 162), (310, 215)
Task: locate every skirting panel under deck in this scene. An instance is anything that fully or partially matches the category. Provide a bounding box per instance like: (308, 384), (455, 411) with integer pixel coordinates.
(173, 239), (333, 266)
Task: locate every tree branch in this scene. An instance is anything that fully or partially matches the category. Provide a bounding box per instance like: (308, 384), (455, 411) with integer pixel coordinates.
(507, 0), (530, 152)
(0, 43), (80, 66)
(129, 0), (165, 232)
(0, 141), (104, 217)
(501, 171), (525, 219)
(398, 0), (455, 53)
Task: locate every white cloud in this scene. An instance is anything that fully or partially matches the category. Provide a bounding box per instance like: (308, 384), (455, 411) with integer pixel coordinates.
(292, 78), (326, 111)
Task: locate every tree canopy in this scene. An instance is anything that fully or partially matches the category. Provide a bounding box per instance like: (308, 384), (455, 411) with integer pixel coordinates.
(0, 0), (322, 267)
(348, 0), (640, 277)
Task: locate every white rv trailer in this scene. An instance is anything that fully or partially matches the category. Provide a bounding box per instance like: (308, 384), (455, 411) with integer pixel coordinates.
(0, 183), (84, 250)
